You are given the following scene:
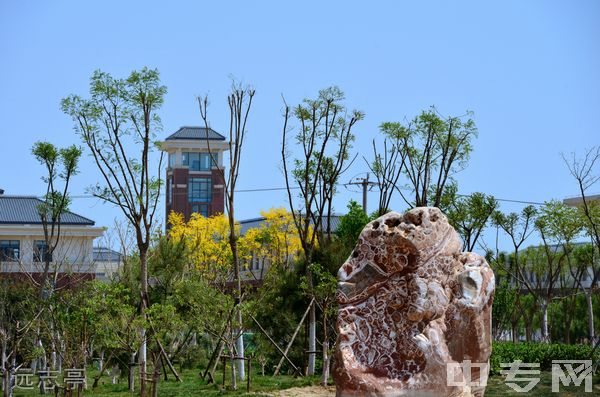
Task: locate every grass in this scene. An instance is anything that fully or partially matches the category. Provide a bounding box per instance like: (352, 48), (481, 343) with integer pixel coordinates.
(9, 367), (600, 396)
(11, 367), (322, 397)
(486, 370), (600, 396)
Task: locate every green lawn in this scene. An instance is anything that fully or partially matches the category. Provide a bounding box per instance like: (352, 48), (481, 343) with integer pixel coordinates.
(10, 368), (320, 397)
(486, 370), (600, 396)
(9, 368), (600, 396)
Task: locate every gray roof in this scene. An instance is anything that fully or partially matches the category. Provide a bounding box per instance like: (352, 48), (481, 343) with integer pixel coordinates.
(165, 126), (226, 141)
(563, 194), (600, 207)
(239, 214), (342, 235)
(93, 246), (122, 262)
(0, 196), (95, 225)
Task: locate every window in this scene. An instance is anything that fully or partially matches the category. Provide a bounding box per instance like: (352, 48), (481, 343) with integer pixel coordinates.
(168, 153), (176, 168)
(183, 152), (214, 171)
(188, 178), (212, 202)
(191, 204), (209, 217)
(0, 240), (20, 261)
(205, 152), (217, 168)
(34, 240), (52, 263)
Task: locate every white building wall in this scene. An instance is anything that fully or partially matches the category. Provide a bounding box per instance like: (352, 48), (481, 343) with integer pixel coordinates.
(0, 225), (103, 274)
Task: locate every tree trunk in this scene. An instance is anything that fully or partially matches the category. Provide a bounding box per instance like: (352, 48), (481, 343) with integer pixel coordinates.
(151, 355), (161, 397)
(234, 321), (245, 382)
(139, 244), (149, 397)
(5, 333), (18, 397)
(128, 353), (136, 392)
(139, 329), (147, 396)
(307, 306), (316, 376)
(99, 350), (104, 372)
(586, 291), (595, 346)
(511, 322), (518, 343)
(57, 345), (63, 373)
(564, 315), (572, 344)
(230, 350), (237, 390)
(3, 362), (13, 397)
(229, 204), (245, 382)
(541, 302), (549, 343)
(1, 340), (6, 373)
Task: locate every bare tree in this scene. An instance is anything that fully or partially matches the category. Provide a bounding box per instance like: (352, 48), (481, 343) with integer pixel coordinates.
(563, 146), (600, 346)
(198, 81), (255, 384)
(62, 67), (166, 397)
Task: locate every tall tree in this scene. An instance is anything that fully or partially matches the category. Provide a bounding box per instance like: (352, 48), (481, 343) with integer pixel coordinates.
(541, 200), (584, 320)
(281, 86), (363, 375)
(382, 107), (477, 208)
(198, 82), (255, 384)
(30, 141), (82, 394)
(441, 185), (498, 251)
(62, 67), (166, 397)
(31, 141), (82, 296)
(300, 263), (337, 386)
(365, 124), (406, 216)
(563, 146), (600, 346)
(492, 205), (537, 341)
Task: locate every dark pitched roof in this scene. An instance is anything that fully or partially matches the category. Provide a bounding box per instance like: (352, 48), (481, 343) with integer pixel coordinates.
(239, 214), (342, 235)
(0, 196), (95, 225)
(165, 126), (226, 141)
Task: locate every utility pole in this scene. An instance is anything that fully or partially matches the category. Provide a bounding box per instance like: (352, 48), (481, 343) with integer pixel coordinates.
(362, 174), (368, 213)
(346, 174), (377, 214)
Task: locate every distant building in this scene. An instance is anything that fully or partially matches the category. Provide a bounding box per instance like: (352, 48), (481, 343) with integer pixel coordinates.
(505, 242), (600, 293)
(238, 214), (342, 284)
(0, 194), (104, 284)
(160, 126), (228, 224)
(93, 246), (123, 281)
(563, 193), (600, 207)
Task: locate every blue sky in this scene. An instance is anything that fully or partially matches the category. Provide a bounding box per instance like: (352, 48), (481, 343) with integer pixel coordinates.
(1, 1), (598, 252)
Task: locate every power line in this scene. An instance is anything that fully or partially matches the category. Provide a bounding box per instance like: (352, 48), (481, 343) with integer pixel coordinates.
(32, 185), (544, 206)
(64, 186), (301, 199)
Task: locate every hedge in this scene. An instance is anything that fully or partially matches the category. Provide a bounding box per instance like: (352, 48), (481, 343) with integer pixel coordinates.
(489, 342), (599, 374)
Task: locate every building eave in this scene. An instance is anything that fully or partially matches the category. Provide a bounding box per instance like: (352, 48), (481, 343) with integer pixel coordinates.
(0, 224), (105, 238)
(159, 140), (230, 152)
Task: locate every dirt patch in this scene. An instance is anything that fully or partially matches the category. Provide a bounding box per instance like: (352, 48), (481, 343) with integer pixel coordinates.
(273, 385), (335, 397)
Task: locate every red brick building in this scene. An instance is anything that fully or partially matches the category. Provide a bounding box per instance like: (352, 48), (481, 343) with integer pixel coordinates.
(160, 126), (228, 224)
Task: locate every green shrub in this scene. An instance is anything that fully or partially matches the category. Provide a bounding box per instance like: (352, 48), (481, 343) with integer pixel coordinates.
(489, 342), (599, 374)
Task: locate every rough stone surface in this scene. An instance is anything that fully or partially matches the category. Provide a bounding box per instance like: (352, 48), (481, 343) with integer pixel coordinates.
(333, 207), (494, 397)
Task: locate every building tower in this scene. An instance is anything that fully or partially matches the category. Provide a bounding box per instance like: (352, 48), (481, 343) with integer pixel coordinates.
(160, 126), (228, 223)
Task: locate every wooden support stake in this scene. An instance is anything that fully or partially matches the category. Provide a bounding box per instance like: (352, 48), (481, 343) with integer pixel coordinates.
(249, 314), (302, 376)
(274, 298), (314, 376)
(202, 308), (234, 381)
(155, 337), (182, 382)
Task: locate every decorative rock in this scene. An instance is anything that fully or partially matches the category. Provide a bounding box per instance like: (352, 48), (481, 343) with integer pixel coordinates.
(333, 208), (494, 397)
